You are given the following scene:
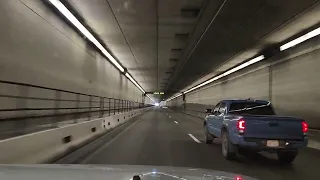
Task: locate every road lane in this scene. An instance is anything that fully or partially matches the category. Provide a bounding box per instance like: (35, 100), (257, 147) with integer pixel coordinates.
(61, 108), (320, 180)
(82, 108), (197, 166)
(165, 109), (320, 180)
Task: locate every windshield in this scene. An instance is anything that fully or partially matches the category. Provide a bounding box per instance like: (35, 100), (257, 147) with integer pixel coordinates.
(229, 102), (275, 115)
(0, 0), (319, 180)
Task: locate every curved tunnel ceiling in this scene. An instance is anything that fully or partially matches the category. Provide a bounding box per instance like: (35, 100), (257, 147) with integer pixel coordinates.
(65, 0), (319, 101)
(66, 0), (205, 101)
(165, 0), (320, 98)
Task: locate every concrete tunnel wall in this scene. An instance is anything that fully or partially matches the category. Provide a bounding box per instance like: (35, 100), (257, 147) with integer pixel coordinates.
(167, 35), (320, 128)
(0, 0), (146, 120)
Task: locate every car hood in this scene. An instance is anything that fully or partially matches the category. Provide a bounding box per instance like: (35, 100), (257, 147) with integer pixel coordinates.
(0, 164), (258, 180)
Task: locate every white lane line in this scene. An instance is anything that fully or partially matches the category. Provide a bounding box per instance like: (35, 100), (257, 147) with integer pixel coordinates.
(169, 116), (171, 118)
(81, 118), (141, 163)
(174, 121), (178, 124)
(188, 133), (201, 143)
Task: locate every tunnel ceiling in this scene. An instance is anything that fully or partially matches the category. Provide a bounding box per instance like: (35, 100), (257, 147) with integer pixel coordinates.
(66, 0), (319, 100)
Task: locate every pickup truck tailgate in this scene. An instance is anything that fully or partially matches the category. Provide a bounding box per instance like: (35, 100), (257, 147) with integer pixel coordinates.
(243, 115), (303, 140)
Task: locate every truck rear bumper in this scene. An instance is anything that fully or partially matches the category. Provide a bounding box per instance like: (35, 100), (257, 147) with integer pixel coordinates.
(230, 134), (308, 151)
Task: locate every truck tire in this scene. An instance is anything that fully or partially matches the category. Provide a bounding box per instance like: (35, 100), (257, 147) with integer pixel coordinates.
(221, 130), (237, 160)
(277, 150), (298, 164)
(204, 126), (214, 144)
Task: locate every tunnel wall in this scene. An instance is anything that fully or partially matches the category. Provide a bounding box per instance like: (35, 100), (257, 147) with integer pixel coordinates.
(168, 35), (320, 128)
(0, 0), (145, 120)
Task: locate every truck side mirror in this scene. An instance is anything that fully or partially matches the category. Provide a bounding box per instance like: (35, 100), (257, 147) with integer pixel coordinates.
(205, 109), (212, 113)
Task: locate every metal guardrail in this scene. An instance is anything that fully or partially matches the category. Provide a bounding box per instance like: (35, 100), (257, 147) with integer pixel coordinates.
(174, 108), (207, 118)
(0, 80), (151, 139)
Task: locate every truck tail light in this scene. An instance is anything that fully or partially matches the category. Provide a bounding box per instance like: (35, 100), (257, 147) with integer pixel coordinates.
(237, 118), (245, 134)
(302, 121), (308, 134)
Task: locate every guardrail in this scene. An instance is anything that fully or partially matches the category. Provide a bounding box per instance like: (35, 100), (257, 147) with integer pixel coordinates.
(169, 107), (207, 119)
(0, 80), (151, 139)
(0, 107), (152, 163)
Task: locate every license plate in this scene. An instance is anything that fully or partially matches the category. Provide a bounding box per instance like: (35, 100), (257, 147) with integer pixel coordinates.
(267, 140), (279, 147)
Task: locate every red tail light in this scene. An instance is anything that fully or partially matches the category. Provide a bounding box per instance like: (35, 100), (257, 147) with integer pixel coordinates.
(237, 119), (245, 133)
(302, 121), (308, 133)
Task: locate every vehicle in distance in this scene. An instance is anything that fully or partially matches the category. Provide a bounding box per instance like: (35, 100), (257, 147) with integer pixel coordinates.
(203, 99), (308, 163)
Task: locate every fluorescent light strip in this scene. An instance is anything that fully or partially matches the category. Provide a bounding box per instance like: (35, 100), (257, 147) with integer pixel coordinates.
(146, 94), (155, 102)
(48, 0), (150, 96)
(167, 26), (320, 101)
(167, 93), (182, 101)
(48, 0), (124, 72)
(125, 73), (145, 93)
(168, 55), (265, 101)
(280, 27), (320, 51)
(124, 73), (153, 102)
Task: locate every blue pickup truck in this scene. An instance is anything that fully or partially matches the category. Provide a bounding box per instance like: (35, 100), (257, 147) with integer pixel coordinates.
(203, 99), (308, 163)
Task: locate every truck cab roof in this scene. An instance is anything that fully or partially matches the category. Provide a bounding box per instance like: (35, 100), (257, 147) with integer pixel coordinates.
(221, 99), (271, 105)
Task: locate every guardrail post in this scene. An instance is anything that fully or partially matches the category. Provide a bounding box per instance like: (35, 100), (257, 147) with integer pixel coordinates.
(14, 85), (29, 135)
(117, 99), (120, 114)
(74, 94), (80, 123)
(113, 99), (116, 115)
(88, 95), (92, 120)
(52, 90), (61, 128)
(108, 98), (111, 116)
(122, 100), (124, 113)
(100, 97), (104, 118)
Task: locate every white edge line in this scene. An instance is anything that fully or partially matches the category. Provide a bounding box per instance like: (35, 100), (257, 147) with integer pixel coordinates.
(188, 133), (201, 143)
(310, 129), (320, 133)
(174, 121), (178, 124)
(81, 118), (141, 163)
(308, 140), (320, 150)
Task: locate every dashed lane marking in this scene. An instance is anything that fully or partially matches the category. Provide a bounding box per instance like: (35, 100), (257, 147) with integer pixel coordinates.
(188, 133), (201, 143)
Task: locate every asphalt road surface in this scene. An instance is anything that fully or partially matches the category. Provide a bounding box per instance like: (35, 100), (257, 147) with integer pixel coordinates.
(57, 108), (320, 180)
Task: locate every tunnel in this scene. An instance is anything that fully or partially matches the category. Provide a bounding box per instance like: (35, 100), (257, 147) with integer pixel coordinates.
(0, 0), (320, 180)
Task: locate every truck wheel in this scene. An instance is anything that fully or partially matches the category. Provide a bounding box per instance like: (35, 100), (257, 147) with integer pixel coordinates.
(204, 126), (213, 144)
(277, 150), (298, 164)
(221, 130), (237, 160)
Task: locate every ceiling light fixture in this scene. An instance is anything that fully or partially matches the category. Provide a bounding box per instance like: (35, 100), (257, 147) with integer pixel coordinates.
(280, 27), (320, 51)
(47, 0), (150, 100)
(146, 94), (155, 102)
(166, 26), (320, 102)
(125, 73), (145, 93)
(47, 0), (124, 72)
(167, 55), (265, 101)
(167, 93), (183, 101)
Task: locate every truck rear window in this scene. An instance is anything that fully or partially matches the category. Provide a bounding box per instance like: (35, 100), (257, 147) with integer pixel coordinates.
(229, 102), (275, 115)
